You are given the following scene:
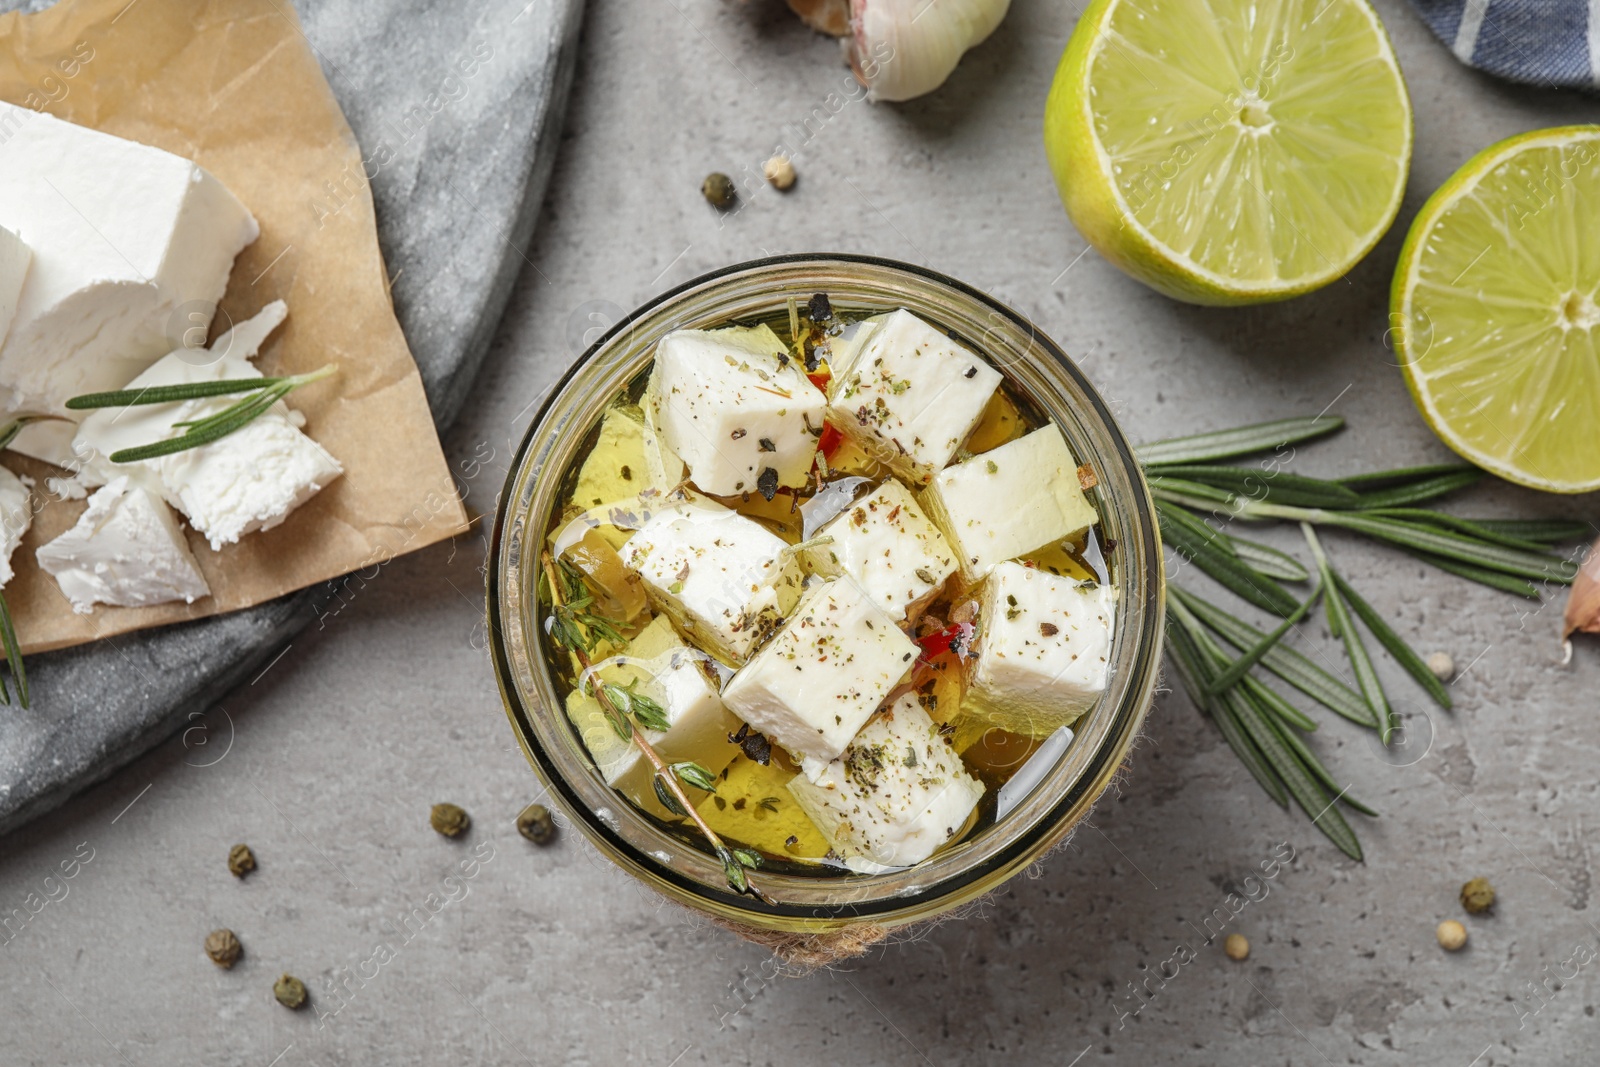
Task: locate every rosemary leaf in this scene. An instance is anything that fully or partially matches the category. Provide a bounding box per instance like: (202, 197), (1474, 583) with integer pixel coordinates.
(1158, 503), (1300, 616)
(1345, 469), (1484, 509)
(1229, 535), (1311, 581)
(1165, 615), (1287, 807)
(1365, 508), (1551, 552)
(1400, 548), (1541, 598)
(1335, 462), (1478, 491)
(1333, 572), (1452, 709)
(1227, 686), (1363, 860)
(623, 685), (671, 732)
(1262, 712), (1378, 818)
(66, 376), (281, 409)
(1147, 464), (1361, 508)
(652, 775), (688, 817)
(1205, 580), (1323, 695)
(671, 761), (719, 793)
(104, 365), (336, 464)
(0, 413), (68, 454)
(1305, 526), (1391, 744)
(1135, 415), (1343, 467)
(1464, 518), (1593, 545)
(1145, 474), (1241, 510)
(1240, 674), (1318, 733)
(0, 589), (18, 706)
(1171, 586), (1376, 728)
(1324, 512), (1577, 584)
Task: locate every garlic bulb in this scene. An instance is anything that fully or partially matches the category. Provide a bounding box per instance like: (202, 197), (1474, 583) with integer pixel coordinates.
(1562, 536), (1600, 663)
(847, 0), (1011, 102)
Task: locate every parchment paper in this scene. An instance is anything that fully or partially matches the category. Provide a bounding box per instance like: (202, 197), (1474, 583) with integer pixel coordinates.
(0, 0), (469, 654)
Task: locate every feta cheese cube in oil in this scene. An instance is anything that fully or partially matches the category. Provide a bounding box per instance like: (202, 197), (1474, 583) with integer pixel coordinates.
(721, 576), (918, 766)
(787, 692), (984, 868)
(622, 499), (803, 666)
(966, 562), (1114, 736)
(563, 617), (740, 816)
(647, 324), (825, 497)
(827, 309), (1001, 485)
(804, 478), (956, 622)
(921, 423), (1098, 580)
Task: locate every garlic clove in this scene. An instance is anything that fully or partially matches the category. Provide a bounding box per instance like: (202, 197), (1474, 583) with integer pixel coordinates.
(846, 0), (1011, 102)
(787, 0), (852, 36)
(1562, 536), (1600, 664)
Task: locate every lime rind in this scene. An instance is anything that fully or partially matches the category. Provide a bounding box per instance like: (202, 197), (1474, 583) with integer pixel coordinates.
(1393, 125), (1600, 494)
(1045, 0), (1413, 305)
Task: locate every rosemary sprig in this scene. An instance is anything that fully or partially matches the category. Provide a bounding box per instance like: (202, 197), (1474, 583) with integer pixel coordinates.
(63, 366), (337, 464)
(1146, 415), (1589, 857)
(0, 590), (27, 708)
(540, 552), (765, 900)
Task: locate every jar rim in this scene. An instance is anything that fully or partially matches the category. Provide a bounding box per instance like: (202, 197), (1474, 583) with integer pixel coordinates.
(486, 253), (1166, 930)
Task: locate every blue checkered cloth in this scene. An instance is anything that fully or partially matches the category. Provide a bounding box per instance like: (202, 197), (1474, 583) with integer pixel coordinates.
(1409, 0), (1598, 88)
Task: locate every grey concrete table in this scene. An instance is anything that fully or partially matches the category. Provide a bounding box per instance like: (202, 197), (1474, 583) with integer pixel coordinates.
(3, 1), (1598, 1064)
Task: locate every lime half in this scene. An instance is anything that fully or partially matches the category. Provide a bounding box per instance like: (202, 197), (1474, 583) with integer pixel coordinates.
(1394, 126), (1600, 494)
(1045, 0), (1412, 305)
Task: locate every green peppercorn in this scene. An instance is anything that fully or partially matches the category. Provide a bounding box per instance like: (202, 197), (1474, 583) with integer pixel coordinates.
(1460, 876), (1496, 914)
(204, 928), (242, 969)
(701, 172), (736, 209)
(228, 843), (256, 878)
(517, 803), (556, 845)
(430, 803), (471, 838)
(274, 974), (307, 1009)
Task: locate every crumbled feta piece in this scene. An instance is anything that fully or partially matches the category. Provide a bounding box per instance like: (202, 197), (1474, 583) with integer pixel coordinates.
(563, 617), (740, 812)
(922, 423), (1098, 580)
(0, 224), (31, 348)
(721, 576), (917, 765)
(70, 303), (343, 550)
(966, 562), (1114, 735)
(827, 309), (1001, 485)
(0, 464), (32, 588)
(622, 498), (803, 665)
(787, 692), (984, 867)
(804, 478), (956, 621)
(36, 476), (210, 613)
(646, 324), (825, 496)
(0, 104), (258, 462)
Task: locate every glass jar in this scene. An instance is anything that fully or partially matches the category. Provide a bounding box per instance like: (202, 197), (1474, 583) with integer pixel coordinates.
(487, 254), (1165, 933)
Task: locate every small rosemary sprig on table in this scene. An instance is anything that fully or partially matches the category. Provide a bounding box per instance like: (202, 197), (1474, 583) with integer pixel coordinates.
(1145, 415), (1588, 859)
(539, 552), (765, 899)
(65, 365), (337, 464)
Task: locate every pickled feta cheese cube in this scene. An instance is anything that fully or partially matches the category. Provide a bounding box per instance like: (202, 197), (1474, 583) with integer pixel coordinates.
(563, 617), (740, 813)
(0, 224), (31, 349)
(803, 478), (956, 622)
(0, 464), (32, 588)
(827, 309), (1001, 485)
(646, 324), (825, 497)
(622, 499), (803, 665)
(922, 423), (1098, 580)
(966, 562), (1114, 736)
(641, 396), (687, 492)
(787, 692), (983, 868)
(36, 476), (210, 613)
(721, 576), (917, 765)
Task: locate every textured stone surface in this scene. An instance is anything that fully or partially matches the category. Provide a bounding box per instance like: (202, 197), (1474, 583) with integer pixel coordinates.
(0, 0), (583, 835)
(3, 1), (1599, 1064)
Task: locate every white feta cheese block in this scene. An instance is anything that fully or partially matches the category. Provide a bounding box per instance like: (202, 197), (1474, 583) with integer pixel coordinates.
(0, 103), (259, 461)
(0, 464), (32, 588)
(70, 302), (343, 550)
(827, 309), (1001, 485)
(641, 393), (687, 492)
(646, 324), (826, 496)
(803, 478), (956, 622)
(787, 692), (983, 868)
(0, 224), (31, 349)
(966, 561), (1114, 736)
(36, 476), (210, 613)
(922, 423), (1099, 580)
(563, 617), (740, 814)
(721, 576), (918, 765)
(621, 498), (803, 666)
